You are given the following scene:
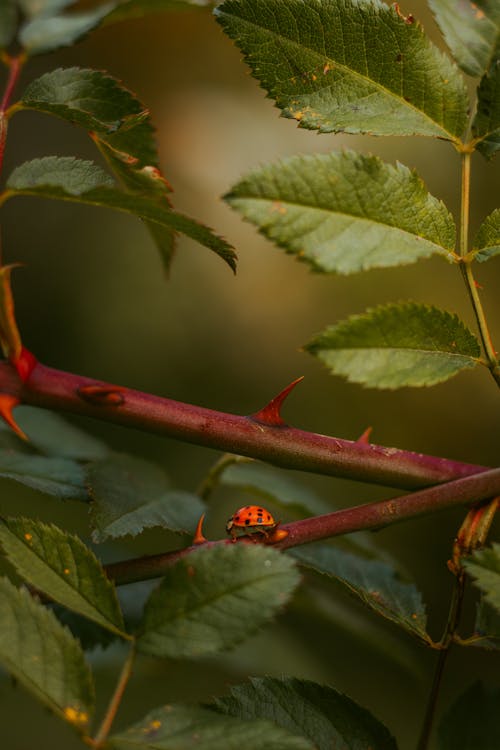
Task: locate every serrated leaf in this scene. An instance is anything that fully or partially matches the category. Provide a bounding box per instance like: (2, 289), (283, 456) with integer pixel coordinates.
(0, 450), (87, 498)
(428, 0), (500, 78)
(225, 151), (456, 274)
(220, 461), (330, 516)
(438, 681), (500, 750)
(466, 597), (500, 650)
(19, 3), (114, 55)
(216, 676), (398, 750)
(0, 517), (126, 635)
(305, 302), (481, 388)
(472, 209), (500, 261)
(0, 577), (94, 729)
(137, 544), (300, 658)
(0, 0), (18, 47)
(290, 543), (429, 642)
(215, 0), (468, 139)
(464, 543), (500, 615)
(12, 405), (108, 460)
(473, 59), (500, 159)
(4, 157), (237, 272)
(102, 0), (210, 26)
(87, 453), (205, 542)
(109, 704), (314, 750)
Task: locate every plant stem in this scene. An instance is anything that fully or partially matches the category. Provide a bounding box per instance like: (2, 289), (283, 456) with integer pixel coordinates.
(458, 150), (500, 386)
(416, 571), (466, 750)
(90, 643), (136, 749)
(0, 359), (490, 489)
(104, 467), (500, 586)
(0, 54), (24, 178)
(196, 453), (252, 501)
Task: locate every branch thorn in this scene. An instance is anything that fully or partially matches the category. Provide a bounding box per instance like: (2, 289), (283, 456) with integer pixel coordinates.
(77, 384), (125, 406)
(192, 513), (207, 545)
(250, 376), (304, 426)
(356, 426), (373, 444)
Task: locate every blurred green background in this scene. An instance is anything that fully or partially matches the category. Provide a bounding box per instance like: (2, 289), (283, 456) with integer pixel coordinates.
(1, 1), (499, 748)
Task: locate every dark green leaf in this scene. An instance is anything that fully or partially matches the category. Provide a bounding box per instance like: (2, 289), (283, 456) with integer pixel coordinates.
(137, 544), (300, 658)
(19, 3), (113, 55)
(473, 59), (500, 159)
(0, 577), (94, 730)
(466, 597), (500, 650)
(215, 0), (468, 139)
(102, 0), (211, 26)
(472, 208), (500, 261)
(13, 405), (108, 460)
(428, 0), (500, 77)
(225, 151), (456, 274)
(290, 543), (429, 641)
(109, 704), (314, 749)
(0, 450), (87, 498)
(51, 603), (120, 651)
(464, 543), (500, 614)
(0, 517), (126, 635)
(220, 461), (330, 516)
(87, 453), (205, 542)
(438, 681), (500, 750)
(216, 676), (398, 750)
(305, 302), (481, 388)
(5, 157), (237, 272)
(0, 0), (18, 47)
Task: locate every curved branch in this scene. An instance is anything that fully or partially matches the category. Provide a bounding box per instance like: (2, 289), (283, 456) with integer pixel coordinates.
(0, 359), (488, 489)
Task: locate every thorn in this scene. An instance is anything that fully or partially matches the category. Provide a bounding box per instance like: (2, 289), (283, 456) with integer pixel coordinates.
(12, 346), (37, 382)
(265, 527), (289, 544)
(192, 514), (207, 545)
(77, 384), (125, 406)
(0, 393), (27, 440)
(250, 376), (304, 426)
(356, 426), (373, 444)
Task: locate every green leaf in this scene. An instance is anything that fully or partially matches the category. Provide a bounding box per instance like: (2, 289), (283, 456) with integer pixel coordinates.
(12, 405), (109, 460)
(0, 517), (126, 636)
(215, 0), (468, 139)
(4, 157), (237, 272)
(0, 450), (87, 498)
(464, 543), (500, 615)
(290, 543), (429, 642)
(87, 453), (205, 542)
(225, 151), (456, 274)
(466, 597), (500, 650)
(473, 59), (500, 159)
(109, 704), (314, 750)
(19, 3), (114, 55)
(220, 461), (330, 516)
(216, 676), (398, 750)
(472, 209), (500, 261)
(438, 681), (500, 750)
(101, 0), (211, 26)
(305, 302), (481, 388)
(0, 0), (18, 48)
(0, 577), (94, 730)
(137, 544), (300, 658)
(428, 0), (500, 77)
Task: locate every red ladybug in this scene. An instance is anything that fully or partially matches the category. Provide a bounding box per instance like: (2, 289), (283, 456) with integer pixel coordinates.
(226, 505), (278, 541)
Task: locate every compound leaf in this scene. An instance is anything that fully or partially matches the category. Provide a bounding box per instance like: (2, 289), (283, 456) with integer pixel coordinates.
(137, 544), (300, 658)
(215, 0), (468, 139)
(472, 209), (500, 261)
(109, 704), (314, 750)
(216, 676), (398, 750)
(428, 0), (500, 77)
(225, 151), (456, 274)
(0, 577), (94, 731)
(4, 157), (237, 272)
(0, 517), (126, 635)
(87, 453), (205, 542)
(290, 544), (429, 642)
(305, 302), (481, 388)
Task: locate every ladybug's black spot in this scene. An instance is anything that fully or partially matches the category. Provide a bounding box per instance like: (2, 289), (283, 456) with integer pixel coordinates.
(245, 519), (251, 525)
(257, 508), (264, 514)
(257, 517), (263, 524)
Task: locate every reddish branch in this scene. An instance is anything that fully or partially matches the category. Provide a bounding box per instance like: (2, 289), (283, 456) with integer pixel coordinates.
(0, 359), (489, 489)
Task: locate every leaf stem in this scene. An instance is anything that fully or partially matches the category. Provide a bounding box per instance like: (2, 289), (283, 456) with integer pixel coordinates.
(0, 54), (25, 179)
(196, 453), (252, 501)
(458, 150), (500, 386)
(89, 642), (136, 749)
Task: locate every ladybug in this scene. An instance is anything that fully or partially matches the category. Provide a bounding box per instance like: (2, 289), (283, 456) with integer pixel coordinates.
(226, 505), (278, 541)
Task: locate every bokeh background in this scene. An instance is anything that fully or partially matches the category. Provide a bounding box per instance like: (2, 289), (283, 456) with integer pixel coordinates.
(1, 1), (499, 747)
